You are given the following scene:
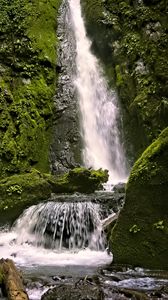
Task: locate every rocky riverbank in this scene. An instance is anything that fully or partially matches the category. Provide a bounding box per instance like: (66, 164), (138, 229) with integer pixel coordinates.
(17, 264), (168, 299)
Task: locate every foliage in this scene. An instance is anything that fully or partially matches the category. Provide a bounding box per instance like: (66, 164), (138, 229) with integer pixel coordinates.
(128, 127), (168, 184)
(0, 0), (61, 177)
(129, 224), (141, 234)
(153, 220), (164, 230)
(6, 185), (22, 195)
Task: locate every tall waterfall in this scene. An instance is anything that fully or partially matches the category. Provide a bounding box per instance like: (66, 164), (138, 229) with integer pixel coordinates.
(69, 0), (128, 184)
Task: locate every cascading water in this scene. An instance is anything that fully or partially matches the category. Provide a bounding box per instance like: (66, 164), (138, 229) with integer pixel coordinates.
(69, 0), (128, 184)
(13, 202), (105, 251)
(0, 202), (111, 267)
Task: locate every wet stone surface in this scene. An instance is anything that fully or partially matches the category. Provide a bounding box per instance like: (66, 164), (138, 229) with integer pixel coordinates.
(49, 182), (126, 217)
(50, 0), (82, 174)
(25, 266), (168, 300)
(41, 278), (104, 300)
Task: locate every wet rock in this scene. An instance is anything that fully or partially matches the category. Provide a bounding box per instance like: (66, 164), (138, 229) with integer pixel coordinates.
(50, 0), (82, 174)
(52, 276), (62, 282)
(150, 290), (162, 298)
(113, 183), (125, 194)
(103, 285), (149, 300)
(41, 279), (104, 300)
(107, 275), (121, 282)
(119, 288), (149, 299)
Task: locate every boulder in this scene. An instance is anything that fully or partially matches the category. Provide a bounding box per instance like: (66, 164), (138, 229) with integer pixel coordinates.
(41, 278), (104, 300)
(110, 127), (168, 269)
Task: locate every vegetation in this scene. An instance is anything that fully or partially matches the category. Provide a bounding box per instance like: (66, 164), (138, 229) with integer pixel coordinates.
(0, 0), (61, 177)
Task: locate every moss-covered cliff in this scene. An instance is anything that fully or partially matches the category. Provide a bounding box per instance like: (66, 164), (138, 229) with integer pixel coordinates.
(81, 0), (168, 160)
(110, 127), (168, 269)
(0, 0), (61, 177)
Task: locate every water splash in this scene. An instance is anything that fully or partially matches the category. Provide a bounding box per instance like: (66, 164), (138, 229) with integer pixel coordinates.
(13, 202), (105, 251)
(69, 0), (128, 184)
(0, 202), (111, 267)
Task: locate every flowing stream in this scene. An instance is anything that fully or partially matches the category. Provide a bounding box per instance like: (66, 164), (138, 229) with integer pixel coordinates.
(69, 0), (128, 184)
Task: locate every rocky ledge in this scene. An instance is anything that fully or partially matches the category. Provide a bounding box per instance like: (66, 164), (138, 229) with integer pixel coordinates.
(0, 167), (108, 225)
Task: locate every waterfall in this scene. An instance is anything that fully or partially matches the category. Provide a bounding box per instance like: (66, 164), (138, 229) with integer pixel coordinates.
(69, 0), (128, 184)
(0, 202), (111, 267)
(13, 202), (104, 251)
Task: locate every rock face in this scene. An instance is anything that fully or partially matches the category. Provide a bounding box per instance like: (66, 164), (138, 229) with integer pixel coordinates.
(110, 128), (168, 269)
(50, 0), (82, 174)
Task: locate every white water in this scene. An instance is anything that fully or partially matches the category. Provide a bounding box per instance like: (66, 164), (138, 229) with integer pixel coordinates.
(0, 202), (111, 267)
(69, 0), (128, 184)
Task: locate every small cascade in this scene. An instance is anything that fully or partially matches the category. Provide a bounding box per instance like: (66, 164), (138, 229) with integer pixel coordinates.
(0, 202), (111, 267)
(69, 0), (128, 184)
(13, 202), (105, 251)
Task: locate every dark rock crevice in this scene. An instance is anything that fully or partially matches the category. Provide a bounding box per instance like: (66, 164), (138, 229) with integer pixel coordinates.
(50, 0), (83, 174)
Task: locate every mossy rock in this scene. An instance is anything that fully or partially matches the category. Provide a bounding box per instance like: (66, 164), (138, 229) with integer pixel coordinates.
(0, 0), (61, 177)
(53, 167), (109, 193)
(0, 168), (108, 225)
(110, 127), (168, 269)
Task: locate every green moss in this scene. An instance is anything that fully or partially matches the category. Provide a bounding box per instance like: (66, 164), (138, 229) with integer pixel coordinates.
(110, 128), (168, 269)
(46, 167), (109, 194)
(0, 167), (108, 225)
(128, 127), (168, 184)
(0, 0), (61, 177)
(81, 0), (104, 23)
(129, 224), (141, 234)
(58, 167), (109, 193)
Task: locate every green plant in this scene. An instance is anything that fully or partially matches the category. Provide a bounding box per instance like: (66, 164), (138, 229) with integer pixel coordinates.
(6, 185), (22, 195)
(153, 220), (164, 230)
(129, 224), (141, 234)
